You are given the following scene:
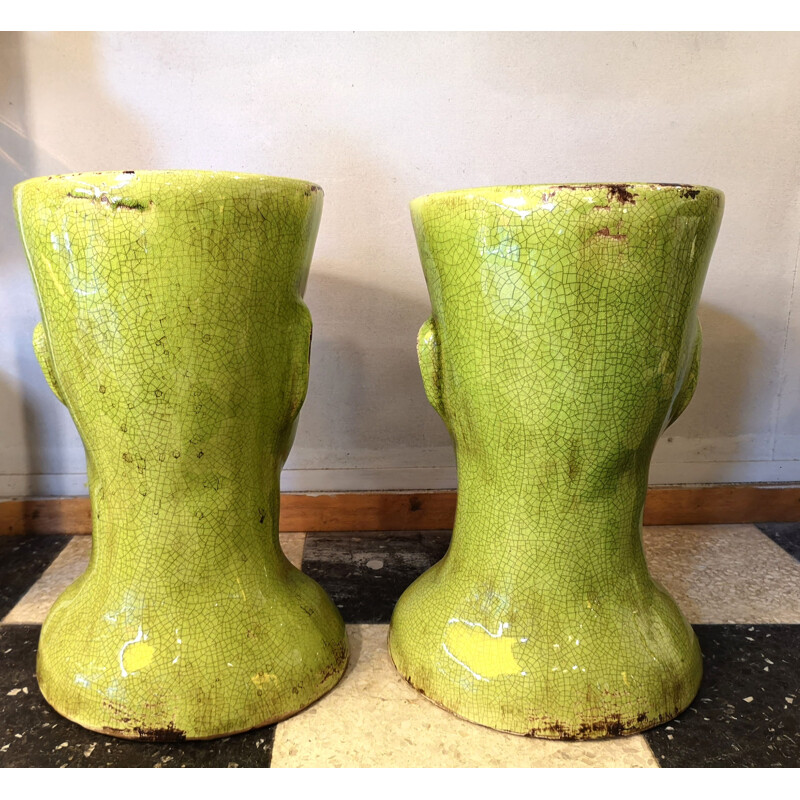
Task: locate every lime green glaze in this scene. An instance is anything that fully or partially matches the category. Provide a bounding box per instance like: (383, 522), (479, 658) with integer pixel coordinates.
(14, 171), (347, 740)
(390, 183), (724, 739)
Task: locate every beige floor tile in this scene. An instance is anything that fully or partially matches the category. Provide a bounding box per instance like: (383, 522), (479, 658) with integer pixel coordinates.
(3, 532), (306, 626)
(3, 536), (92, 625)
(644, 524), (800, 624)
(279, 531), (306, 571)
(271, 624), (659, 768)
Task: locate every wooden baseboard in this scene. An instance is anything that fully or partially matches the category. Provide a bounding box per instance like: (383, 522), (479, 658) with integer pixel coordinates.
(1, 484), (799, 535)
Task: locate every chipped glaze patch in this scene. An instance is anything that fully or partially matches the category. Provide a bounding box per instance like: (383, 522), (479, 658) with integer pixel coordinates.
(390, 183), (724, 739)
(13, 170), (347, 740)
(442, 620), (522, 682)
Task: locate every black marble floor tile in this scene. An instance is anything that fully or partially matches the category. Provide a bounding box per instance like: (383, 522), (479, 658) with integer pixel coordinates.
(301, 531), (451, 624)
(0, 626), (275, 768)
(755, 523), (800, 562)
(0, 535), (70, 620)
(645, 625), (800, 767)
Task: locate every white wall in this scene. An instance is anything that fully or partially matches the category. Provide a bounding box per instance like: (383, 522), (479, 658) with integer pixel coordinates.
(1, 31), (798, 495)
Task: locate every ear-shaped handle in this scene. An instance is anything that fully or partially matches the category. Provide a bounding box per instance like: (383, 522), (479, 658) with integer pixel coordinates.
(287, 302), (313, 424)
(417, 317), (446, 420)
(33, 322), (66, 405)
(666, 321), (702, 428)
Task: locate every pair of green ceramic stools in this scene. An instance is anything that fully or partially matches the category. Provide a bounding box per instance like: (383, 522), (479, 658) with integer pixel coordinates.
(14, 172), (723, 742)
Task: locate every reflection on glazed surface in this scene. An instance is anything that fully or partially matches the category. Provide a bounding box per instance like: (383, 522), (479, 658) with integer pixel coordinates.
(389, 183), (724, 738)
(15, 171), (347, 740)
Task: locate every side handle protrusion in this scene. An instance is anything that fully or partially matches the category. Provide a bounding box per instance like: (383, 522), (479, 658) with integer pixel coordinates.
(33, 322), (66, 405)
(417, 317), (446, 420)
(287, 302), (313, 424)
(667, 321), (702, 428)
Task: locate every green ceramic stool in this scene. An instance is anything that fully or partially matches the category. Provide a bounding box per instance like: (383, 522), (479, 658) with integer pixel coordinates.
(389, 183), (724, 739)
(14, 171), (348, 740)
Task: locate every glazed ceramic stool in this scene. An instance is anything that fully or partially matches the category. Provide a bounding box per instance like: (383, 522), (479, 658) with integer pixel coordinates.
(15, 171), (348, 740)
(389, 183), (724, 739)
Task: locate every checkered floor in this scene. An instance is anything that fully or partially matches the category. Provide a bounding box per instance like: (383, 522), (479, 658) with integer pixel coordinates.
(1, 524), (798, 767)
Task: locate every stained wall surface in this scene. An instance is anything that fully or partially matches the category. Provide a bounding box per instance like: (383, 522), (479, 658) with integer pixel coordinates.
(1, 31), (798, 494)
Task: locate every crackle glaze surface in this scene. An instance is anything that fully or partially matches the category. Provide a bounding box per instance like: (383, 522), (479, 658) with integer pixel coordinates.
(389, 183), (724, 739)
(14, 171), (348, 740)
